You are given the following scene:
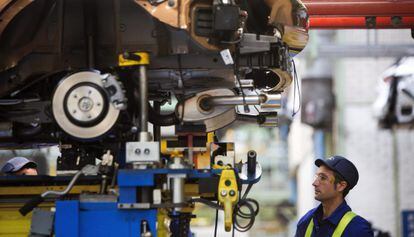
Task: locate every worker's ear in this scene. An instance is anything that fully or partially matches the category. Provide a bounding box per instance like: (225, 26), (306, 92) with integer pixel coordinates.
(335, 181), (347, 192)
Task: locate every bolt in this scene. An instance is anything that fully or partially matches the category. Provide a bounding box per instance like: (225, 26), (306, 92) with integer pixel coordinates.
(144, 148), (150, 155)
(79, 97), (93, 111)
(221, 190), (227, 197)
(225, 180), (231, 187)
(365, 16), (376, 28)
(391, 16), (402, 27)
(87, 115), (92, 119)
(229, 190), (236, 196)
(97, 103), (101, 106)
(72, 110), (77, 114)
(88, 90), (92, 94)
(131, 126), (138, 133)
(30, 122), (39, 127)
(135, 149), (141, 155)
(73, 94), (78, 98)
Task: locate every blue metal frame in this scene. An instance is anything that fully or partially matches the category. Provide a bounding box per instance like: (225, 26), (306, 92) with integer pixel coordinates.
(54, 168), (224, 236)
(55, 201), (157, 237)
(54, 168), (262, 236)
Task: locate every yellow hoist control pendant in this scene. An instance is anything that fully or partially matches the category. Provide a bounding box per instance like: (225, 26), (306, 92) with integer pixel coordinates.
(218, 169), (239, 232)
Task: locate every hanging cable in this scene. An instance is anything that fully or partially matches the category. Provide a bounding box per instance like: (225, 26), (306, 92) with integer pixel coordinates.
(233, 198), (259, 232)
(233, 45), (249, 112)
(11, 70), (68, 97)
(177, 54), (186, 123)
(214, 203), (219, 237)
(190, 198), (222, 237)
(291, 59), (301, 117)
(232, 183), (259, 232)
(190, 198), (223, 210)
(242, 183), (253, 199)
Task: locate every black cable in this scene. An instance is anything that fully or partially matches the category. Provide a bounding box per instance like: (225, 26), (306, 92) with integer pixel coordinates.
(233, 198), (259, 232)
(232, 220), (235, 237)
(242, 183), (253, 200)
(214, 203), (219, 237)
(291, 59), (301, 117)
(0, 99), (24, 105)
(221, 38), (243, 45)
(221, 33), (244, 45)
(11, 70), (67, 97)
(252, 90), (261, 114)
(232, 184), (259, 232)
(190, 198), (223, 210)
(233, 45), (249, 113)
(177, 54), (186, 123)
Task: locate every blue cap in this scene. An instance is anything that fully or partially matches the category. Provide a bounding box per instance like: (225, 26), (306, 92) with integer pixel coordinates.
(1, 157), (37, 174)
(315, 156), (359, 190)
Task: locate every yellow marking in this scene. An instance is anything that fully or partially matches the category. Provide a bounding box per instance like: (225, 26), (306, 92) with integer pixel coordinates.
(170, 150), (183, 158)
(118, 52), (149, 66)
(157, 209), (170, 237)
(0, 203), (54, 236)
(184, 184), (199, 196)
(160, 140), (168, 154)
(207, 132), (214, 143)
(0, 209), (31, 236)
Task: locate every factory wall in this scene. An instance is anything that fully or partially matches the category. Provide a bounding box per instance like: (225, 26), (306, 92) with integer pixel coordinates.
(289, 29), (414, 237)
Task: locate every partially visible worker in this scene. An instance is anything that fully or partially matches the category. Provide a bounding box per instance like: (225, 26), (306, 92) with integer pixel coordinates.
(1, 156), (38, 175)
(295, 155), (373, 237)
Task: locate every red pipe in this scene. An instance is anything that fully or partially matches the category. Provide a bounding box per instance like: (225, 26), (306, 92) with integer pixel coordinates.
(303, 0), (414, 17)
(309, 16), (414, 29)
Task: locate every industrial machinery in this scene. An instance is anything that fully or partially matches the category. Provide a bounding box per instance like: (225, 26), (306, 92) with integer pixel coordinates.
(0, 0), (308, 236)
(1, 0), (414, 236)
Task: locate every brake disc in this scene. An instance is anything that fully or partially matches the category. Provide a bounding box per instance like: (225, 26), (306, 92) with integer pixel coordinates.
(52, 71), (121, 139)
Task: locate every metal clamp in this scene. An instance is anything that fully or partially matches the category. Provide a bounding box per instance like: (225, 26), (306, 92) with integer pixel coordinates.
(126, 142), (160, 164)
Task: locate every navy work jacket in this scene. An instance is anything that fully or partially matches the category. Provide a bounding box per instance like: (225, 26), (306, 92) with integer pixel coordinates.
(295, 201), (374, 237)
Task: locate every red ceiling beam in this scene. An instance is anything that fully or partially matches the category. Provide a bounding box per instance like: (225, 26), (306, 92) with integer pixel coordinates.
(302, 0), (414, 29)
(302, 0), (414, 17)
(309, 16), (414, 29)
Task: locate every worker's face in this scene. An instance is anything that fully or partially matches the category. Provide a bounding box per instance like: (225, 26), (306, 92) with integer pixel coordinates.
(312, 165), (344, 202)
(14, 168), (38, 175)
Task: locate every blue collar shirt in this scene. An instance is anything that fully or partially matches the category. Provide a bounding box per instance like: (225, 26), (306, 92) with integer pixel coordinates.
(295, 201), (374, 237)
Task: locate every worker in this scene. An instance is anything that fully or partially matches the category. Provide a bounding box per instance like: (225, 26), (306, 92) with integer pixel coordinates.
(1, 156), (38, 175)
(295, 155), (373, 237)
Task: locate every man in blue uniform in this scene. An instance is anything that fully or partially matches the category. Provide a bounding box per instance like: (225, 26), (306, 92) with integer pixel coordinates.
(295, 156), (373, 237)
